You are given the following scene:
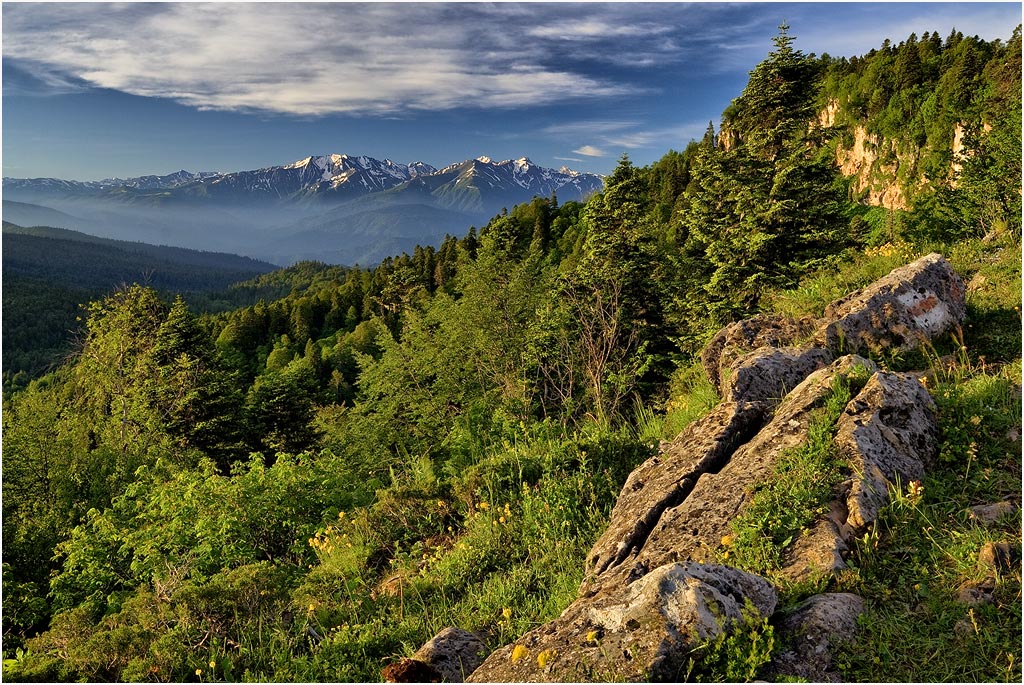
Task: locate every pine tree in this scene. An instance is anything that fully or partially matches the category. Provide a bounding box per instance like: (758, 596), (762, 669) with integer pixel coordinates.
(727, 23), (821, 160)
(678, 25), (848, 340)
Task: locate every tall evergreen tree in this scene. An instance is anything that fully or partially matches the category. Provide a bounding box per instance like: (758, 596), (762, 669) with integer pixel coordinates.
(678, 25), (848, 343)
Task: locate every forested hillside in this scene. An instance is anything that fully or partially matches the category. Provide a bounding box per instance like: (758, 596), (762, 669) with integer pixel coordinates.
(1, 222), (276, 391)
(3, 26), (1020, 682)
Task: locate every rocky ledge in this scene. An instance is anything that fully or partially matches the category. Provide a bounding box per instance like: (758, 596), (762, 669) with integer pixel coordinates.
(386, 254), (966, 682)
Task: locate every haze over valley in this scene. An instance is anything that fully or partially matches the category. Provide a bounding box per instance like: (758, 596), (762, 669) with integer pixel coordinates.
(3, 154), (604, 265)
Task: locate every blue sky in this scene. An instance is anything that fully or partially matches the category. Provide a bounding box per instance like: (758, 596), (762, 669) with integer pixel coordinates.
(3, 2), (1020, 180)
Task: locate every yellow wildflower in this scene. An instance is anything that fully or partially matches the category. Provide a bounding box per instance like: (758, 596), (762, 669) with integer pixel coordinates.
(720, 534), (735, 547)
(585, 630), (599, 642)
(502, 607), (512, 620)
(195, 669), (203, 676)
(209, 660), (216, 668)
(537, 649), (554, 668)
(510, 644), (529, 663)
(478, 501), (490, 510)
(970, 415), (982, 426)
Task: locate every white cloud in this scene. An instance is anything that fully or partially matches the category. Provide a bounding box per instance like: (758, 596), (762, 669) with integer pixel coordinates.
(527, 19), (673, 41)
(573, 145), (606, 157)
(552, 120), (711, 155)
(1, 3), (649, 116)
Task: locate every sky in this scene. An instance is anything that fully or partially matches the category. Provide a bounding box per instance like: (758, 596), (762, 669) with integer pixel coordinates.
(2, 2), (1020, 181)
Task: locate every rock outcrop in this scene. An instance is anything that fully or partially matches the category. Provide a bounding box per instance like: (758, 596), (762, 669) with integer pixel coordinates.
(413, 255), (965, 682)
(467, 563), (776, 683)
(585, 401), (768, 580)
(838, 370), (938, 529)
(702, 314), (818, 394)
(589, 355), (879, 587)
(383, 627), (486, 683)
(820, 253), (966, 354)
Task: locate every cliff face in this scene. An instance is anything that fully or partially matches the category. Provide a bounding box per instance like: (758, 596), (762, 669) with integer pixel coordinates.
(819, 99), (996, 211)
(391, 254), (970, 683)
(721, 101), (960, 212)
(832, 120), (911, 210)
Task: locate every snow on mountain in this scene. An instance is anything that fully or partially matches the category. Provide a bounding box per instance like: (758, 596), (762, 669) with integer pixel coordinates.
(3, 154), (601, 208)
(1, 154), (605, 267)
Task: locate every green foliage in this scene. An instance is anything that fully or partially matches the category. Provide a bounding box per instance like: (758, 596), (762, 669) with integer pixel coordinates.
(818, 26), (1022, 242)
(728, 24), (821, 160)
(1, 222), (275, 391)
(685, 601), (777, 683)
(724, 369), (868, 581)
(676, 26), (851, 347)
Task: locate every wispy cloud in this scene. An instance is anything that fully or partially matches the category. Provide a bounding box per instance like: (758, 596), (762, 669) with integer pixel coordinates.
(573, 145), (606, 157)
(527, 19), (673, 41)
(6, 2), (1015, 121)
(0, 3), (786, 116)
(551, 119), (711, 156)
(604, 122), (712, 150)
(1, 3), (674, 116)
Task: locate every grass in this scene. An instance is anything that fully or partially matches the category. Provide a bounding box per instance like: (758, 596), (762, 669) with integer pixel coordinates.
(833, 360), (1022, 682)
(268, 429), (649, 682)
(722, 368), (868, 591)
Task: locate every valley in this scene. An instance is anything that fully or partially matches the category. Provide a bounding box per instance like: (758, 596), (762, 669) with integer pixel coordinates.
(3, 155), (604, 266)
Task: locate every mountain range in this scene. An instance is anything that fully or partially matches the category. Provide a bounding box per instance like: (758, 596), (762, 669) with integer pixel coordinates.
(3, 155), (604, 265)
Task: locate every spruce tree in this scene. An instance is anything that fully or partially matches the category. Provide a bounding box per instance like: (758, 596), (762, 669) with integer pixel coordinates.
(679, 25), (848, 339)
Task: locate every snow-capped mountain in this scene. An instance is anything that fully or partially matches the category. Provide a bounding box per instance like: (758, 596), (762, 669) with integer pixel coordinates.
(186, 154), (438, 202)
(383, 156), (605, 214)
(3, 154), (600, 206)
(3, 154), (605, 266)
(2, 170), (218, 197)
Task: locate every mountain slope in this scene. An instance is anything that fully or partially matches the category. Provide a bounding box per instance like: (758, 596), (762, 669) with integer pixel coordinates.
(3, 154), (604, 265)
(1, 200), (88, 229)
(1, 221), (278, 389)
(2, 222), (277, 286)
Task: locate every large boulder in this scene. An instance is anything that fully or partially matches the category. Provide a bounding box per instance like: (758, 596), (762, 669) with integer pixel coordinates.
(819, 253), (966, 354)
(768, 593), (865, 682)
(702, 314), (818, 393)
(467, 563), (776, 683)
(584, 401), (768, 584)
